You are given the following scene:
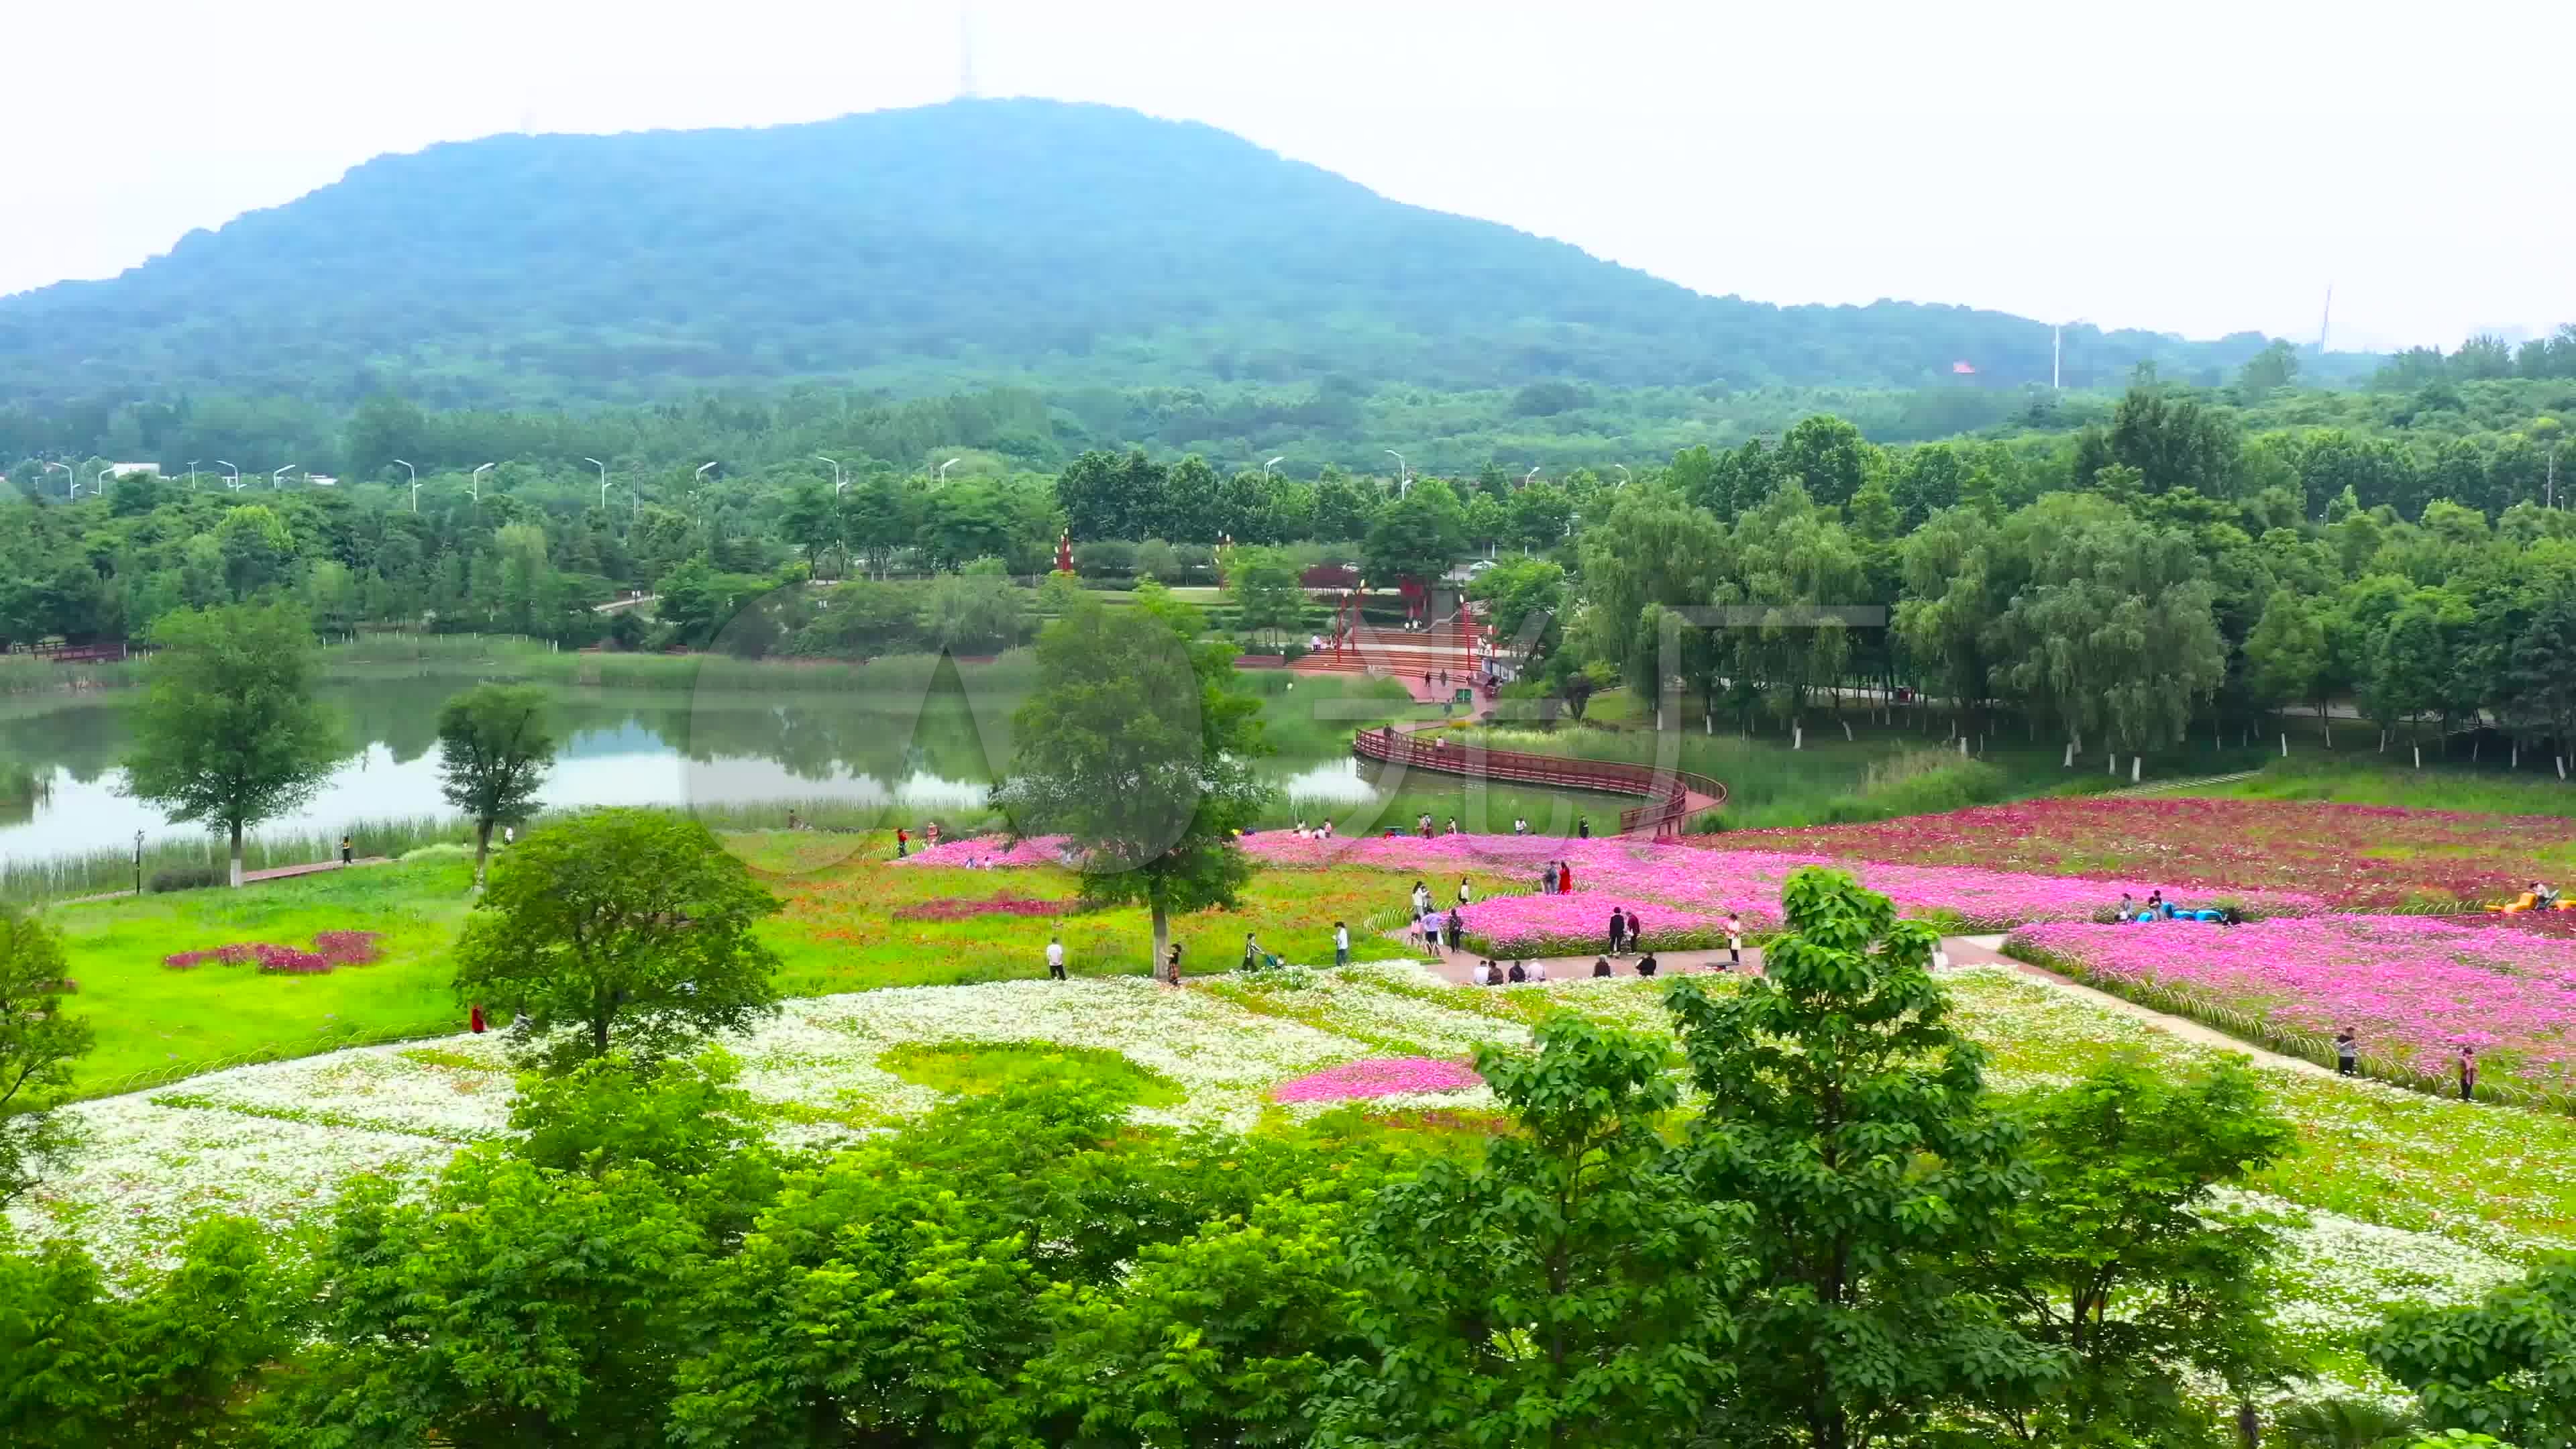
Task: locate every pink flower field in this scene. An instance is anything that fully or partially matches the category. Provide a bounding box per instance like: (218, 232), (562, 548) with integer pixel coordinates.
(902, 828), (2317, 934)
(1240, 833), (2317, 932)
(893, 835), (1078, 869)
(2008, 915), (2576, 1095)
(1454, 890), (1732, 957)
(1272, 1056), (1485, 1103)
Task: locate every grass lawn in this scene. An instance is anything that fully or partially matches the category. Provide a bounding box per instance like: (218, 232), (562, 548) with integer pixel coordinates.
(40, 855), (480, 1093)
(36, 830), (1518, 1095)
(2186, 753), (2576, 818)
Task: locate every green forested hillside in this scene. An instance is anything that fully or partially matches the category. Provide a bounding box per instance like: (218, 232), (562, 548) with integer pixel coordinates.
(1, 99), (2314, 407)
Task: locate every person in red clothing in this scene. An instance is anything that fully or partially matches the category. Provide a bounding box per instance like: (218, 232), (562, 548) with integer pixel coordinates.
(896, 826), (910, 859)
(1557, 861), (1572, 894)
(468, 1004), (486, 1033)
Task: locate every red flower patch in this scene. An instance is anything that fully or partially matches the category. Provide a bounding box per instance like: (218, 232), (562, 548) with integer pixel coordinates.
(164, 930), (384, 975)
(891, 892), (1079, 922)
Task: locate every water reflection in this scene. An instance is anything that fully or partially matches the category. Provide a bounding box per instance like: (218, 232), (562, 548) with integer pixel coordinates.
(0, 675), (1359, 862)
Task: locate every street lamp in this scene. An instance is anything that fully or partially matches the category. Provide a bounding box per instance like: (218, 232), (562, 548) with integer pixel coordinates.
(584, 457), (608, 508)
(272, 464), (297, 490)
(1264, 455), (1285, 478)
(937, 457), (962, 482)
(40, 462), (68, 498)
(390, 458), (417, 511)
(815, 455), (847, 493)
(216, 460), (242, 491)
(96, 465), (114, 496)
(470, 462), (494, 508)
(1524, 466), (1541, 488)
(2053, 317), (2089, 390)
(1383, 448), (1407, 483)
(1611, 464), (1631, 486)
(185, 460), (199, 488)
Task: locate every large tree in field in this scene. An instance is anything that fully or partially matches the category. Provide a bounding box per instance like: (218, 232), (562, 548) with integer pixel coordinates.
(453, 809), (782, 1071)
(121, 600), (344, 887)
(0, 909), (93, 1207)
(1664, 867), (2055, 1449)
(996, 584), (1269, 977)
(435, 683), (557, 888)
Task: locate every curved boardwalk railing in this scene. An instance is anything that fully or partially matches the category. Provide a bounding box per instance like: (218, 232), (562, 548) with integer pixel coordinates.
(1351, 728), (1727, 839)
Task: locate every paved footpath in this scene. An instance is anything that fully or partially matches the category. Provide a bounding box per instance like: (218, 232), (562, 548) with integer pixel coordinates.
(56, 855), (393, 906)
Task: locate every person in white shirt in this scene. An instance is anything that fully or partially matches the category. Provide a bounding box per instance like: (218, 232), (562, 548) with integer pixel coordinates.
(1457, 877), (1472, 906)
(1512, 817), (1527, 835)
(1470, 959), (1493, 985)
(1527, 958), (1548, 982)
(1045, 936), (1066, 981)
(1333, 920), (1351, 966)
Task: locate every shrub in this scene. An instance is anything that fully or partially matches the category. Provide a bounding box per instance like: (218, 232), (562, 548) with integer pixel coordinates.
(148, 865), (224, 894)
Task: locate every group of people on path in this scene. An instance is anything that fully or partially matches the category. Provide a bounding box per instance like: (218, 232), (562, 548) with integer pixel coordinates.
(1409, 877), (1471, 955)
(1470, 957), (1545, 985)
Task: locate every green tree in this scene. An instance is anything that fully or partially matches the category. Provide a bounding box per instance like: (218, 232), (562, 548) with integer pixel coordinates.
(121, 600), (344, 887)
(2498, 592), (2576, 769)
(997, 586), (1269, 975)
(435, 683), (557, 888)
(2245, 588), (2328, 736)
(1360, 480), (1466, 586)
(1663, 866), (2053, 1448)
(1226, 545), (1307, 650)
(1316, 1016), (1748, 1447)
(2239, 338), (2302, 396)
(452, 808), (783, 1070)
(1468, 554), (1567, 660)
(1969, 1057), (2297, 1446)
(215, 504), (294, 600)
(777, 481), (840, 573)
(1776, 413), (1872, 508)
(0, 910), (91, 1208)
(2374, 1258), (2576, 1449)
(0, 1217), (296, 1447)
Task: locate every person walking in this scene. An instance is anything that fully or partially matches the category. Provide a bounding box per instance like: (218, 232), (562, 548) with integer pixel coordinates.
(1625, 910), (1644, 954)
(1046, 935), (1067, 981)
(1333, 920), (1351, 967)
(896, 826), (909, 858)
(1165, 942), (1185, 987)
(1457, 877), (1473, 907)
(2334, 1028), (2357, 1075)
(1513, 816), (1529, 835)
(1576, 818), (1591, 839)
(2459, 1044), (2479, 1101)
(1558, 860), (1573, 894)
(1412, 880), (1431, 916)
(1724, 911), (1743, 969)
(1445, 907), (1466, 953)
(1607, 907), (1627, 957)
(1539, 862), (1558, 895)
(468, 1003), (486, 1034)
(1243, 932), (1263, 969)
(339, 833), (354, 867)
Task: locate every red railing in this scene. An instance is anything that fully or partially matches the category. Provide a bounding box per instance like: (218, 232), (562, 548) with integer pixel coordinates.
(1351, 728), (1726, 838)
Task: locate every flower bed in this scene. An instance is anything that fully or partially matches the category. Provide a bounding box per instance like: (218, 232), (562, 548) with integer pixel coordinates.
(1454, 890), (1733, 959)
(164, 930), (384, 975)
(1271, 1055), (1484, 1103)
(1714, 797), (2576, 910)
(891, 835), (1075, 869)
(2007, 915), (2576, 1104)
(890, 892), (1078, 922)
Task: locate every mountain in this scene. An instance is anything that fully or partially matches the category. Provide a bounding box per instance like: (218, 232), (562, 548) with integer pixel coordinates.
(0, 99), (2299, 408)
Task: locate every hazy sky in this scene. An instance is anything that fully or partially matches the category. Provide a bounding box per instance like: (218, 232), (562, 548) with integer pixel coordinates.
(8, 0), (2571, 353)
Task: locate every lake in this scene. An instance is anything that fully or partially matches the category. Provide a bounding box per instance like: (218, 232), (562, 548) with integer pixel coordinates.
(0, 674), (1397, 865)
